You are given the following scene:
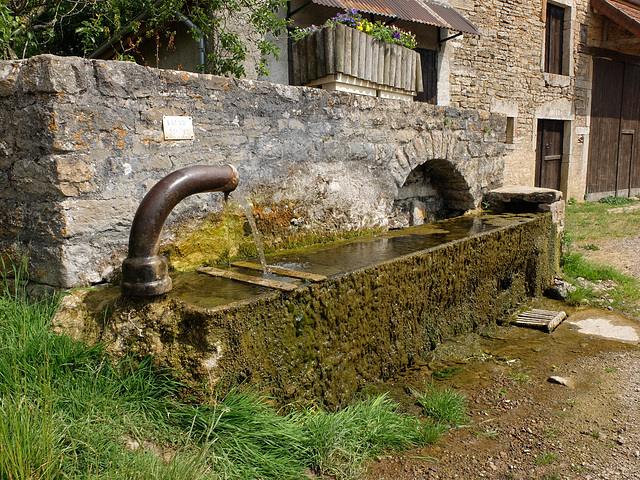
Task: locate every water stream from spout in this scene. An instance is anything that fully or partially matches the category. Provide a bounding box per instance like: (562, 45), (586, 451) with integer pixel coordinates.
(238, 196), (269, 273)
(224, 192), (232, 266)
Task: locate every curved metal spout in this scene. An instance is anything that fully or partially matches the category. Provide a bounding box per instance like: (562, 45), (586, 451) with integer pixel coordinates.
(122, 164), (239, 297)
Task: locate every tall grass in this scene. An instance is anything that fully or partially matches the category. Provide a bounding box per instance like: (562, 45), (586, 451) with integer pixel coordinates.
(0, 257), (460, 479)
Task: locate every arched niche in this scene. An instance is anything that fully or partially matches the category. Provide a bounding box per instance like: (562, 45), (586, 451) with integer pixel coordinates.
(389, 159), (475, 228)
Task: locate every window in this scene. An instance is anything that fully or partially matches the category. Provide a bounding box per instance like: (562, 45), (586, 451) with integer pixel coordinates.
(506, 117), (516, 144)
(545, 3), (565, 74)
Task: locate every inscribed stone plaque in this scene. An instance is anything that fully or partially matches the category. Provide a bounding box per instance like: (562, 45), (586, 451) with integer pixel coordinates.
(163, 116), (194, 140)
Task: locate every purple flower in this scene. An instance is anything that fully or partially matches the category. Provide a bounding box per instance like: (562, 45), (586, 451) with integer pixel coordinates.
(348, 8), (357, 15)
(391, 30), (401, 40)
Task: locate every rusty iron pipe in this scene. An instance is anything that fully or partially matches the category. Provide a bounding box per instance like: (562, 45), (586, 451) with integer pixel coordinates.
(122, 164), (239, 297)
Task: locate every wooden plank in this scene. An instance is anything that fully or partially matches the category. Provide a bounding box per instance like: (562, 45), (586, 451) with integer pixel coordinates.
(298, 35), (308, 85)
(388, 44), (396, 86)
(351, 28), (360, 78)
(343, 26), (352, 76)
(306, 31), (318, 82)
(414, 51), (424, 94)
(401, 48), (409, 91)
(395, 45), (403, 88)
(359, 31), (367, 80)
(292, 39), (301, 85)
(363, 35), (372, 82)
(383, 44), (391, 85)
(316, 28), (326, 79)
(324, 26), (335, 75)
(198, 267), (298, 292)
(371, 40), (379, 84)
(232, 261), (327, 282)
(335, 24), (345, 73)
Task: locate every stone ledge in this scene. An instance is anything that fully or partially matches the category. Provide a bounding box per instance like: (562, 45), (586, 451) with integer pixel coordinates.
(485, 186), (563, 209)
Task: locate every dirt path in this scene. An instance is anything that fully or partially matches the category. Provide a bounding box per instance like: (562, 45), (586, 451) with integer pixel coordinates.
(366, 236), (640, 480)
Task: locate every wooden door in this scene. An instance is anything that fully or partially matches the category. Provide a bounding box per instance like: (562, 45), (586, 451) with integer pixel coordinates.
(620, 63), (640, 195)
(617, 131), (634, 196)
(587, 56), (640, 198)
(536, 119), (564, 191)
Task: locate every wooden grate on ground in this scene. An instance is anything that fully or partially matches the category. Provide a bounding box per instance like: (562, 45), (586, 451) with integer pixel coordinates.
(514, 309), (567, 332)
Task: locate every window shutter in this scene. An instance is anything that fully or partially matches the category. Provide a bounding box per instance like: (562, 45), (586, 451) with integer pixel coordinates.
(545, 4), (564, 74)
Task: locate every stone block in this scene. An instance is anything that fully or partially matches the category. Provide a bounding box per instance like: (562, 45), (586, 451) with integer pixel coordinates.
(0, 61), (21, 97)
(94, 60), (157, 98)
(484, 186), (563, 213)
(21, 55), (89, 94)
(61, 198), (139, 237)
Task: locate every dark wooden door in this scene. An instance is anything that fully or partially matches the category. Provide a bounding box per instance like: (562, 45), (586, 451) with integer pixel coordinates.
(587, 56), (640, 198)
(536, 119), (564, 190)
(414, 49), (437, 104)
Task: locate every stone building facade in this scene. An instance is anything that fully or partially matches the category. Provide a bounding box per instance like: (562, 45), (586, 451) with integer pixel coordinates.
(443, 0), (640, 201)
(286, 0), (640, 202)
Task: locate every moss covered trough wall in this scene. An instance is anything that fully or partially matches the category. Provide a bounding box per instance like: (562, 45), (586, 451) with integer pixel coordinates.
(66, 213), (558, 408)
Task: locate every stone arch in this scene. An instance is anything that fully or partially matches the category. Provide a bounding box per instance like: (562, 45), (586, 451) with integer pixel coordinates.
(389, 159), (475, 228)
(387, 131), (483, 228)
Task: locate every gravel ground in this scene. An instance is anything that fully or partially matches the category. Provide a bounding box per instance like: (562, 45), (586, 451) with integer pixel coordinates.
(365, 234), (640, 480)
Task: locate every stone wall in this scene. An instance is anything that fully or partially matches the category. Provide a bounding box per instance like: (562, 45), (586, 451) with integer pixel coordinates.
(0, 55), (507, 288)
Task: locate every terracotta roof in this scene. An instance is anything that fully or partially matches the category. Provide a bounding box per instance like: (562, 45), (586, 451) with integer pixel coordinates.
(592, 0), (640, 38)
(308, 0), (479, 35)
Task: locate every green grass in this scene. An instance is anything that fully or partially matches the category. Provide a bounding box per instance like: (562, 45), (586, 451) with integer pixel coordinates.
(411, 383), (468, 427)
(561, 202), (640, 312)
(535, 452), (558, 466)
(564, 198), (640, 243)
(598, 195), (638, 205)
(560, 250), (640, 309)
(0, 257), (460, 480)
(507, 372), (530, 385)
(301, 393), (445, 479)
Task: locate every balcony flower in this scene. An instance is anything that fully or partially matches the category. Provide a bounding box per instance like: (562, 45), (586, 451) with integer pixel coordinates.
(293, 9), (417, 50)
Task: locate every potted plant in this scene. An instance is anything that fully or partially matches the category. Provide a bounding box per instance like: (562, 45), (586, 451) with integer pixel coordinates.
(291, 9), (423, 100)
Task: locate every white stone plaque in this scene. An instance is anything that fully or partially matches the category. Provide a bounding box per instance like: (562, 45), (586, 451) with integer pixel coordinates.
(163, 116), (194, 140)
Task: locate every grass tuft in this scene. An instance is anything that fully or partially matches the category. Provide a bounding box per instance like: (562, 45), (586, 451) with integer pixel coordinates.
(598, 196), (637, 205)
(411, 383), (468, 427)
(301, 393), (443, 480)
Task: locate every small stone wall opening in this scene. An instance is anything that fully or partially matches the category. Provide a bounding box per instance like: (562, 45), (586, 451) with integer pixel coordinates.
(389, 159), (476, 228)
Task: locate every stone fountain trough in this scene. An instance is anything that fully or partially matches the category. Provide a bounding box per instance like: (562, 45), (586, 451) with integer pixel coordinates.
(57, 188), (562, 407)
